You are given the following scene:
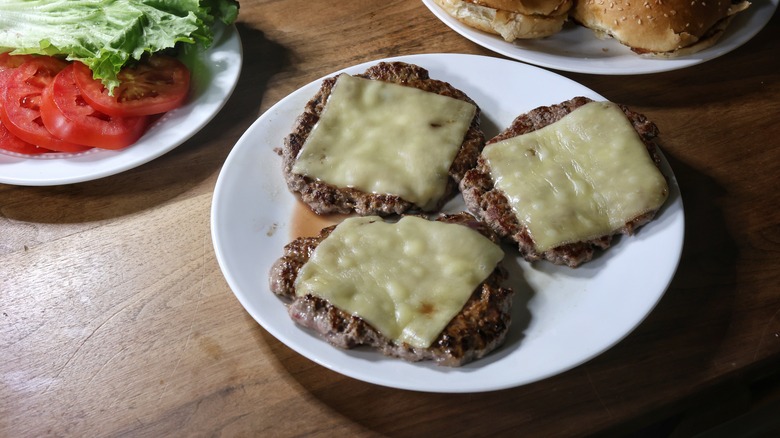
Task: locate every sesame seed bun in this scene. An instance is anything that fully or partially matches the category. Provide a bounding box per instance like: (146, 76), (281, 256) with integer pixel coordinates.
(571, 0), (750, 55)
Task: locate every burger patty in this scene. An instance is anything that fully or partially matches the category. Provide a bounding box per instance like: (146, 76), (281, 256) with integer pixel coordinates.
(268, 212), (513, 367)
(460, 96), (665, 268)
(279, 61), (485, 216)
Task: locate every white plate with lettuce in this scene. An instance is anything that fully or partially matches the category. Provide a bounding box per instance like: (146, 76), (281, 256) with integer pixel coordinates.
(212, 53), (685, 393)
(0, 1), (242, 186)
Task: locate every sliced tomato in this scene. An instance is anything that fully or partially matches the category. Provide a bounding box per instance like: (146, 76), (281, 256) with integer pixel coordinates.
(0, 58), (91, 153)
(40, 64), (150, 150)
(0, 53), (36, 72)
(0, 64), (52, 154)
(73, 55), (190, 117)
(0, 122), (52, 154)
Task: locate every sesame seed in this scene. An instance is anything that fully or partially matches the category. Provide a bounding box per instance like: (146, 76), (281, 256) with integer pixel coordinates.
(638, 18), (643, 23)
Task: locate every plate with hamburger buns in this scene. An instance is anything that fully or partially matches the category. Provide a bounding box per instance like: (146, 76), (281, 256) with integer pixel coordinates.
(212, 53), (685, 392)
(423, 0), (777, 74)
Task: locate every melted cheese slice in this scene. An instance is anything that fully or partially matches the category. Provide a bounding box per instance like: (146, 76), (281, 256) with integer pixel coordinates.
(483, 101), (668, 252)
(291, 74), (476, 210)
(294, 216), (504, 349)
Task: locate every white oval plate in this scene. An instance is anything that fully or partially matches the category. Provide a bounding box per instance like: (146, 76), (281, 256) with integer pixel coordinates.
(0, 24), (243, 186)
(211, 54), (685, 393)
(422, 0), (778, 75)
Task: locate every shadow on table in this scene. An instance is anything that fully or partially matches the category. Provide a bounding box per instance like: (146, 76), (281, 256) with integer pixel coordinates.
(588, 149), (743, 436)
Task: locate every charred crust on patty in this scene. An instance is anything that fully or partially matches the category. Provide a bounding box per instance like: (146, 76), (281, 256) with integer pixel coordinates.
(460, 96), (667, 268)
(268, 212), (513, 366)
(280, 61), (485, 217)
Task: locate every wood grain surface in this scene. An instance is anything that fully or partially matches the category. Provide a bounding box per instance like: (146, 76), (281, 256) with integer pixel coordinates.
(2, 1), (779, 436)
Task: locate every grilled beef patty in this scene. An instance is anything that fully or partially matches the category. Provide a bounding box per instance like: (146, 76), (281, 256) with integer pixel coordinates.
(268, 212), (513, 367)
(279, 61), (485, 216)
(460, 96), (666, 268)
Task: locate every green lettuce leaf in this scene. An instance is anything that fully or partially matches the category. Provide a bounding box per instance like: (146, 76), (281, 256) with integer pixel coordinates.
(0, 0), (239, 93)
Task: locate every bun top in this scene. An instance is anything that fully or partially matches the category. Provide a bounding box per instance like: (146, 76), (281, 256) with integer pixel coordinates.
(469, 0), (572, 15)
(572, 0), (750, 54)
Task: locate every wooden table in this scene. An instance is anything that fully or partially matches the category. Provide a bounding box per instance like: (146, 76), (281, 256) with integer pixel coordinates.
(3, 2), (779, 436)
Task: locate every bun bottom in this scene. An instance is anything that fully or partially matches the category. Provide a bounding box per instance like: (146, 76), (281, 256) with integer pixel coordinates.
(571, 0), (750, 56)
(639, 15), (739, 58)
(433, 0), (568, 41)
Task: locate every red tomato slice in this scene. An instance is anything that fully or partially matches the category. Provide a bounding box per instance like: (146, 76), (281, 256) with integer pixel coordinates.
(0, 53), (36, 72)
(0, 63), (53, 154)
(0, 121), (52, 154)
(40, 64), (150, 150)
(73, 56), (190, 117)
(0, 58), (91, 153)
